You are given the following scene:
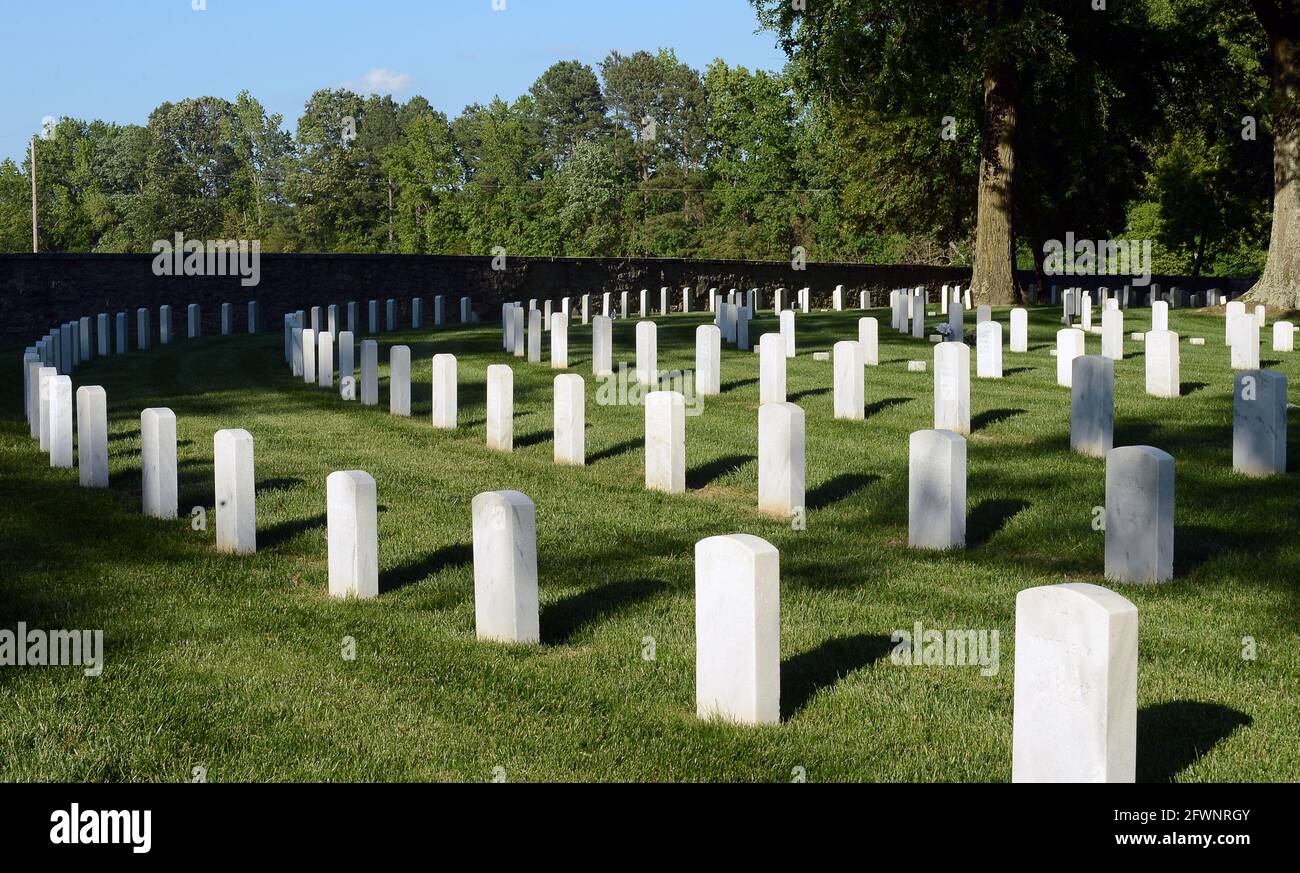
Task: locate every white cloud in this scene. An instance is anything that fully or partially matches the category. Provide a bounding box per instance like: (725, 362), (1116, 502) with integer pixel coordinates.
(342, 68), (414, 96)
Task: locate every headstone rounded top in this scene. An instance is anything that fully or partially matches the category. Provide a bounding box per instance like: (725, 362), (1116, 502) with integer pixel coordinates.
(1017, 581), (1138, 619)
(695, 533), (779, 563)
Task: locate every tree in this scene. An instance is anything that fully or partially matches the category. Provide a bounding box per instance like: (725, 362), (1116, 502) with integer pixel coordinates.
(1245, 0), (1300, 309)
(529, 61), (607, 168)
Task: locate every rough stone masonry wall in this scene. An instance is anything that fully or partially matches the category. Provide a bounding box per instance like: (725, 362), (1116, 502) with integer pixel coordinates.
(0, 252), (1254, 344)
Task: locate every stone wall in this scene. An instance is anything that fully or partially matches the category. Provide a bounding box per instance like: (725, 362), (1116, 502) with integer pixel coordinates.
(0, 252), (1254, 344)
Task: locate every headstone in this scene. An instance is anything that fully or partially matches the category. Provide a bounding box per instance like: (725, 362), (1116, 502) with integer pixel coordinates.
(471, 490), (539, 643)
(547, 312), (568, 368)
(645, 391), (685, 493)
(695, 534), (780, 726)
(141, 407), (178, 519)
(1144, 330), (1180, 398)
(1101, 308), (1124, 360)
(37, 367), (56, 451)
(696, 325), (721, 396)
(214, 428), (256, 554)
(636, 321), (658, 385)
(1071, 356), (1114, 458)
(97, 313), (109, 355)
(512, 306), (525, 357)
(317, 331), (334, 388)
(49, 375), (74, 469)
(1233, 370), (1287, 477)
(328, 304), (339, 336)
(1056, 328), (1085, 387)
(583, 315), (608, 378)
(1010, 308), (1028, 353)
(528, 309), (542, 363)
(431, 354), (458, 429)
(780, 310), (796, 358)
(460, 297), (471, 323)
(1105, 445), (1175, 584)
(137, 308), (150, 351)
(833, 341), (864, 419)
(661, 287), (669, 315)
(933, 342), (970, 434)
(912, 289), (925, 338)
(758, 402), (805, 517)
(1272, 321), (1295, 352)
(389, 346), (411, 416)
(310, 306), (322, 333)
(554, 374), (585, 465)
(221, 302), (232, 335)
(302, 328), (317, 384)
(1012, 583), (1138, 783)
(434, 295), (444, 326)
(247, 300), (259, 333)
(1080, 293), (1093, 331)
(1229, 314), (1260, 370)
(1151, 300), (1168, 332)
(411, 298), (422, 329)
(737, 306), (751, 350)
(76, 386), (108, 488)
(386, 299), (396, 332)
(1225, 300), (1245, 346)
(338, 331), (355, 400)
(976, 304), (991, 324)
(487, 364), (513, 452)
(620, 291), (629, 320)
(760, 333), (786, 405)
(116, 312), (127, 354)
(327, 471), (378, 599)
(360, 340), (379, 406)
(947, 301), (964, 343)
(160, 305), (173, 345)
(850, 318), (878, 369)
(347, 301), (358, 333)
(368, 300), (378, 333)
(24, 356), (41, 437)
(976, 321), (1003, 379)
(908, 429), (966, 550)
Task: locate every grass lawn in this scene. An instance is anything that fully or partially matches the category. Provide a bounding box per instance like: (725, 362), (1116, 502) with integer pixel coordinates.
(1, 304), (1297, 782)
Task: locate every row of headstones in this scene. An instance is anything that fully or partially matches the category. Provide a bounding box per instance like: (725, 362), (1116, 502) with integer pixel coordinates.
(331, 480), (1148, 781)
(18, 335), (1142, 780)
(1053, 284), (1232, 309)
(24, 303), (261, 383)
(293, 296), (475, 339)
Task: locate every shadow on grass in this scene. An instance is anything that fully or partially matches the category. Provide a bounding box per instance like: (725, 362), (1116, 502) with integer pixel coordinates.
(789, 387), (829, 403)
(864, 397), (912, 420)
(589, 439), (640, 464)
(541, 578), (667, 645)
(967, 498), (1030, 548)
(1004, 367), (1034, 376)
(259, 513), (327, 549)
(721, 378), (758, 393)
(781, 634), (894, 720)
(515, 429), (553, 449)
(972, 408), (1026, 432)
(380, 543), (473, 594)
(807, 473), (880, 510)
(1180, 382), (1209, 395)
(687, 454), (753, 489)
(1137, 701), (1251, 783)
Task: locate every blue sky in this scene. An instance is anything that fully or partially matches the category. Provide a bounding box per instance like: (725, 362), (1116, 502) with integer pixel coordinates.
(0, 0), (787, 163)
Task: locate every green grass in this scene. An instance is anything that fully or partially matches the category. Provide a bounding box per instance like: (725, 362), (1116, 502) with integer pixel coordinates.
(1, 305), (1297, 782)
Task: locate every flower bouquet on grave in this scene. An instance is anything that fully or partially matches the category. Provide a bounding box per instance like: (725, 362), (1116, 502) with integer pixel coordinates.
(935, 322), (953, 339)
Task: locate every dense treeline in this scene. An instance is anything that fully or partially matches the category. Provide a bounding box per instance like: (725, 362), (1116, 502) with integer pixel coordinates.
(0, 1), (1287, 304)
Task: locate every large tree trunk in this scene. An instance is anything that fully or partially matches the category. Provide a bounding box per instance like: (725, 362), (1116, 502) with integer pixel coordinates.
(970, 60), (1021, 306)
(1245, 5), (1300, 311)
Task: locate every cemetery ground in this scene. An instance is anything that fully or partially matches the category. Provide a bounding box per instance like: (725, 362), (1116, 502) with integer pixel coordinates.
(1, 305), (1297, 782)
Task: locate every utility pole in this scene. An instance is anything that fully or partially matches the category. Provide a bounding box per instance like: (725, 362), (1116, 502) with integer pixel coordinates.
(30, 135), (38, 253)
